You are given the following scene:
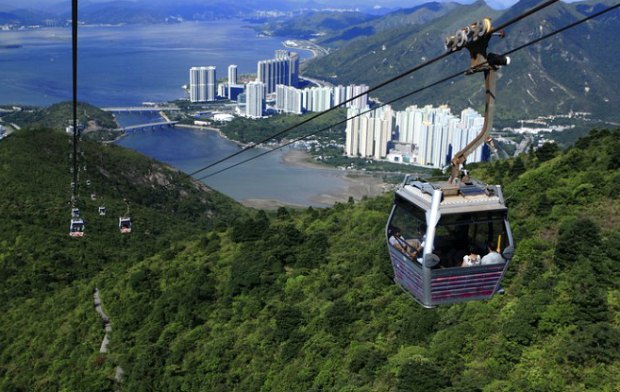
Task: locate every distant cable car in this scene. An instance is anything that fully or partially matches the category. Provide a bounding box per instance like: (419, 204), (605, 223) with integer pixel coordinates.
(69, 218), (85, 237)
(98, 206), (106, 216)
(71, 208), (80, 218)
(386, 17), (513, 307)
(119, 217), (132, 233)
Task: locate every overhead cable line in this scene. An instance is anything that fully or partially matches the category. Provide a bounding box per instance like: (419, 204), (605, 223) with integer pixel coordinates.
(71, 0), (79, 203)
(196, 2), (619, 181)
(188, 0), (561, 177)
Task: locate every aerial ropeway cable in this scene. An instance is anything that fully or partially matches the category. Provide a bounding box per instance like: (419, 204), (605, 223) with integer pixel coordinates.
(67, 0), (135, 236)
(68, 0), (84, 238)
(187, 0), (562, 178)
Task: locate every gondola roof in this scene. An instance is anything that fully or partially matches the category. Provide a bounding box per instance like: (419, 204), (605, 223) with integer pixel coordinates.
(395, 179), (507, 215)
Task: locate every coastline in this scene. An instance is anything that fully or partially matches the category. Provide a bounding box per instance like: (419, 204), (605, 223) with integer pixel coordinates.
(176, 124), (249, 148)
(110, 121), (388, 210)
(238, 148), (388, 209)
(282, 39), (329, 61)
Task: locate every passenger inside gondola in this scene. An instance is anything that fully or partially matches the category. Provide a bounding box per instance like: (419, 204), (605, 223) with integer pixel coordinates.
(433, 211), (508, 268)
(481, 241), (504, 265)
(388, 226), (422, 261)
(462, 246), (481, 267)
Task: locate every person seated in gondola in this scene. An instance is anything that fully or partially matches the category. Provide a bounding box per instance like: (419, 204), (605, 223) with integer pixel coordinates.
(481, 241), (504, 265)
(462, 246), (481, 267)
(389, 226), (422, 262)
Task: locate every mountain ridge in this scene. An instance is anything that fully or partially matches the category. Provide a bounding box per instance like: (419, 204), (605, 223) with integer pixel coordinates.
(302, 0), (620, 121)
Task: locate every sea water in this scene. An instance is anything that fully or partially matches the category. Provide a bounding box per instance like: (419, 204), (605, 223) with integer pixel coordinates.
(116, 123), (349, 207)
(0, 21), (310, 106)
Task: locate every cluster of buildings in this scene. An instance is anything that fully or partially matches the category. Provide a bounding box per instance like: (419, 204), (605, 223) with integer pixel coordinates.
(189, 50), (300, 118)
(188, 53), (489, 169)
(345, 104), (490, 168)
(275, 84), (369, 114)
(188, 50), (369, 119)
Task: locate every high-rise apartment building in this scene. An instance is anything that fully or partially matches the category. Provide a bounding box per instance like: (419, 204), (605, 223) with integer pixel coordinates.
(257, 50), (299, 94)
(246, 81), (265, 118)
(205, 66), (216, 101)
(217, 83), (227, 99)
(333, 85), (347, 107)
(189, 66), (216, 102)
(228, 64), (238, 86)
(345, 106), (393, 159)
(345, 84), (369, 110)
(189, 67), (203, 102)
(301, 87), (332, 112)
(227, 64), (240, 100)
(387, 105), (487, 167)
(275, 84), (302, 114)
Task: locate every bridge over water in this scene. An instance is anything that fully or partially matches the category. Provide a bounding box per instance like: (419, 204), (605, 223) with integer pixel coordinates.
(103, 106), (179, 112)
(119, 121), (179, 132)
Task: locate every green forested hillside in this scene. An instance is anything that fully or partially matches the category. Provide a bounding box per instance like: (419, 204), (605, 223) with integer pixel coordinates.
(0, 129), (244, 390)
(3, 102), (117, 131)
(1, 128), (620, 391)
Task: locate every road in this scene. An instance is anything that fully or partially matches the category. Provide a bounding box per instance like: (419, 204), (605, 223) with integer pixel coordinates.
(300, 75), (335, 88)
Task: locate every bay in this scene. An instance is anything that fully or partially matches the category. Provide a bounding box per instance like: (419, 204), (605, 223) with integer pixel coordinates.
(115, 123), (354, 207)
(0, 21), (310, 106)
(3, 21), (379, 207)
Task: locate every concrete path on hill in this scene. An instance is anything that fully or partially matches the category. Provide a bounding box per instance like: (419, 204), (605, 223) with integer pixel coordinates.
(93, 288), (124, 385)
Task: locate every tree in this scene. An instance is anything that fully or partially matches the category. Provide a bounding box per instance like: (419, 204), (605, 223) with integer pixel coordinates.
(535, 142), (559, 163)
(554, 217), (601, 268)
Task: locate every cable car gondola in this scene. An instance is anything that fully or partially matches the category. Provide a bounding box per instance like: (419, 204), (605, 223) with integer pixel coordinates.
(387, 176), (514, 307)
(386, 17), (514, 307)
(119, 217), (132, 234)
(98, 206), (106, 216)
(69, 218), (85, 237)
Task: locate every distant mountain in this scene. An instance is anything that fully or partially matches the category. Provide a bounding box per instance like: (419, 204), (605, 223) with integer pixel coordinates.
(303, 0), (620, 121)
(255, 2), (460, 45)
(0, 8), (58, 25)
(0, 0), (355, 26)
(326, 1), (461, 45)
(252, 10), (379, 39)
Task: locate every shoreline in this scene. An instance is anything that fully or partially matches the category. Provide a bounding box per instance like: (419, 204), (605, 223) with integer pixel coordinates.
(111, 113), (389, 211)
(239, 149), (388, 209)
(118, 127), (387, 209)
(176, 124), (249, 147)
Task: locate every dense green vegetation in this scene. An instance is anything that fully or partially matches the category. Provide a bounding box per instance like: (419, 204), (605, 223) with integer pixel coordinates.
(2, 101), (117, 132)
(1, 128), (619, 390)
(0, 129), (245, 390)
